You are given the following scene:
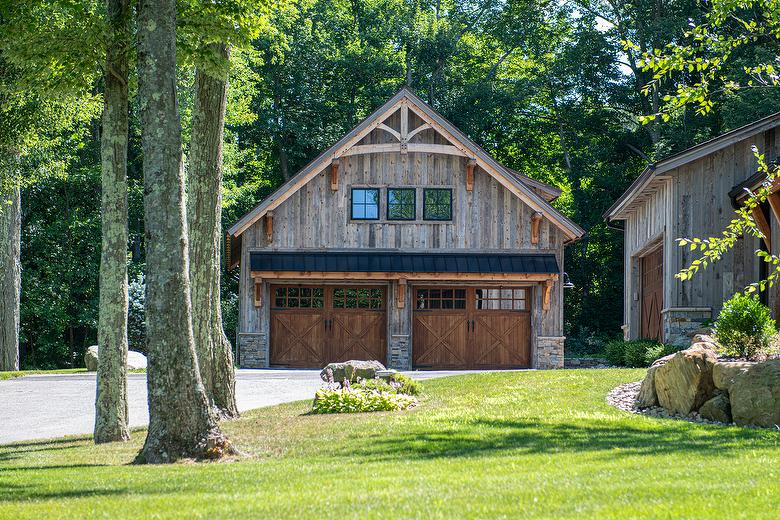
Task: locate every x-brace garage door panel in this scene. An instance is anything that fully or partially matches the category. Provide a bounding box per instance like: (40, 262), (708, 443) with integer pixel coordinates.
(270, 285), (387, 368)
(412, 286), (531, 369)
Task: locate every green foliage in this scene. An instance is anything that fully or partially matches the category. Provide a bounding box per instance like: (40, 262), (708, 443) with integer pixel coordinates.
(605, 339), (666, 368)
(714, 294), (777, 359)
(643, 343), (682, 366)
(353, 374), (423, 396)
(312, 387), (417, 414)
(127, 274), (146, 353)
(387, 372), (422, 396)
(353, 378), (395, 394)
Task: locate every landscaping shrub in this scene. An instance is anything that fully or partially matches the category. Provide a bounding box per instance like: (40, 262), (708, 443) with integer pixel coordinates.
(605, 340), (627, 366)
(353, 374), (422, 396)
(643, 343), (681, 366)
(387, 373), (422, 396)
(715, 293), (777, 359)
(605, 339), (667, 367)
(353, 378), (395, 393)
(312, 387), (417, 414)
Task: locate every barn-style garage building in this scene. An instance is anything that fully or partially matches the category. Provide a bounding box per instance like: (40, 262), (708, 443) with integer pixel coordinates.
(227, 88), (584, 370)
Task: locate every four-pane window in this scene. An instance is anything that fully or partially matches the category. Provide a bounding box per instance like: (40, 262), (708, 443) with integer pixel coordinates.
(351, 188), (380, 220)
(423, 188), (453, 221)
(387, 188), (416, 220)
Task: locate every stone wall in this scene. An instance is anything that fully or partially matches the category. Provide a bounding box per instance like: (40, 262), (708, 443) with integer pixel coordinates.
(535, 336), (565, 369)
(388, 334), (411, 370)
(662, 308), (712, 346)
(238, 332), (268, 368)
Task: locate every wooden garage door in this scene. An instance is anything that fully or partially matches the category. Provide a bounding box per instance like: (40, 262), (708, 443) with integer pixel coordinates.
(270, 285), (387, 368)
(413, 287), (531, 369)
(640, 247), (663, 341)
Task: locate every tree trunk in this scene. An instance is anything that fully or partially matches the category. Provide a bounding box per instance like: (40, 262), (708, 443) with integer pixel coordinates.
(0, 185), (20, 372)
(187, 43), (238, 419)
(135, 0), (232, 463)
(94, 0), (131, 444)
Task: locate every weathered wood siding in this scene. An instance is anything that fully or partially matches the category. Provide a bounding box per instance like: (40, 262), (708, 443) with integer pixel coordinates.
(624, 127), (780, 338)
(238, 112), (567, 355)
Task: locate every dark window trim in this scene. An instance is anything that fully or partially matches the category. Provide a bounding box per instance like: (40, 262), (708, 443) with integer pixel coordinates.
(351, 187), (380, 221)
(386, 188), (416, 221)
(423, 188), (453, 221)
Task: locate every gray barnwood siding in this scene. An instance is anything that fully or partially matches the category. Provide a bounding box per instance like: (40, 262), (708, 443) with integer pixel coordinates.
(238, 112), (566, 359)
(623, 128), (780, 339)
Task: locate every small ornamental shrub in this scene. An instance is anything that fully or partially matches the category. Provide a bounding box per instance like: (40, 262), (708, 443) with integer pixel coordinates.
(353, 378), (395, 393)
(312, 388), (417, 414)
(715, 294), (777, 359)
(643, 343), (682, 366)
(605, 339), (667, 367)
(387, 373), (421, 396)
(605, 340), (627, 366)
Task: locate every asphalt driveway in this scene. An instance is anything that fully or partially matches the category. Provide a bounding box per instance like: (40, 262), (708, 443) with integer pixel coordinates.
(0, 369), (472, 444)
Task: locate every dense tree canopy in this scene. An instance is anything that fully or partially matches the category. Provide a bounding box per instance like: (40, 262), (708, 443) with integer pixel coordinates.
(4, 0), (780, 367)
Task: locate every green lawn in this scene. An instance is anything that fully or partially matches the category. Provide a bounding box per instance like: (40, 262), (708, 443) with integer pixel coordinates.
(2, 369), (780, 518)
(0, 368), (87, 380)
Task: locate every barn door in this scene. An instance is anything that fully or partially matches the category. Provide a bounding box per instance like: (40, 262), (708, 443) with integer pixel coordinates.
(412, 287), (531, 369)
(640, 247), (664, 341)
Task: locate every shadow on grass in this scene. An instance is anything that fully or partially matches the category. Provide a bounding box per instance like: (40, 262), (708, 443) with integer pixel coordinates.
(0, 481), (126, 502)
(341, 417), (780, 461)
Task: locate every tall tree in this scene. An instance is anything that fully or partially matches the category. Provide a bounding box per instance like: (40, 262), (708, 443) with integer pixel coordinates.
(94, 0), (131, 443)
(135, 0), (232, 463)
(0, 182), (19, 372)
(187, 43), (238, 418)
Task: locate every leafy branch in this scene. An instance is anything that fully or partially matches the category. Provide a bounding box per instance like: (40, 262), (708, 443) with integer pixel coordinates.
(677, 146), (780, 295)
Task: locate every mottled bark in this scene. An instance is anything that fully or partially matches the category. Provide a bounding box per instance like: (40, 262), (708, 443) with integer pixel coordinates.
(187, 43), (238, 419)
(94, 0), (131, 444)
(136, 0), (231, 463)
(0, 185), (20, 372)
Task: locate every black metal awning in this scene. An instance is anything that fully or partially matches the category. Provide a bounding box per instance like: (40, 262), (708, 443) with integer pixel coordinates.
(250, 251), (559, 274)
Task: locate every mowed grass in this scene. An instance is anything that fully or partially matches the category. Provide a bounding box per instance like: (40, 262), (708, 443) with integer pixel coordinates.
(0, 369), (87, 380)
(2, 369), (780, 519)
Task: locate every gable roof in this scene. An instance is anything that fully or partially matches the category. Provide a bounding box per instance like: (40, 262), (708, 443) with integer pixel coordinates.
(605, 111), (780, 221)
(228, 87), (583, 241)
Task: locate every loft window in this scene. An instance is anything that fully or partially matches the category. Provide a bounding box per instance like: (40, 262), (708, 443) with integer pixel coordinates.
(423, 188), (452, 221)
(387, 188), (416, 220)
(351, 188), (379, 220)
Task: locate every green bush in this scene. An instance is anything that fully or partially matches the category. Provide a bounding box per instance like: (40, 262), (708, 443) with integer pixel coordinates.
(605, 340), (627, 366)
(387, 373), (422, 396)
(353, 378), (395, 393)
(312, 388), (417, 414)
(353, 374), (422, 396)
(605, 339), (667, 367)
(715, 293), (777, 359)
(643, 343), (682, 366)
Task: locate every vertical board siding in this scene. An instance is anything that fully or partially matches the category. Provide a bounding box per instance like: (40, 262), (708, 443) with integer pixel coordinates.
(239, 122), (568, 348)
(624, 128), (775, 337)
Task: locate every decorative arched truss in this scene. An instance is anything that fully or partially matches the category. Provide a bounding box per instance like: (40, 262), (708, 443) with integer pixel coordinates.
(337, 102), (475, 159)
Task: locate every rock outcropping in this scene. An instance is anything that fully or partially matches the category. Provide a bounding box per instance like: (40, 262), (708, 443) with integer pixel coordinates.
(635, 336), (780, 428)
(84, 345), (147, 371)
(320, 360), (386, 383)
(653, 344), (718, 415)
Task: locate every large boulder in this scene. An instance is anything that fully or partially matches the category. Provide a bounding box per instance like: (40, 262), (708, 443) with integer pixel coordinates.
(729, 360), (780, 428)
(127, 350), (147, 370)
(654, 344), (718, 415)
(713, 361), (754, 391)
(84, 345), (99, 371)
(320, 360), (386, 383)
(636, 353), (676, 408)
(699, 392), (732, 423)
(83, 345), (147, 371)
